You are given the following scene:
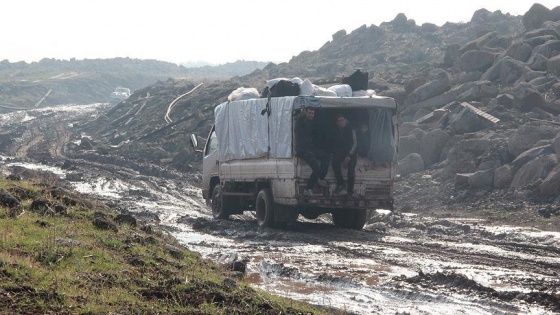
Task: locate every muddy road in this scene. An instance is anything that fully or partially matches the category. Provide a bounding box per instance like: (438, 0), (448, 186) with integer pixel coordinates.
(1, 104), (559, 314)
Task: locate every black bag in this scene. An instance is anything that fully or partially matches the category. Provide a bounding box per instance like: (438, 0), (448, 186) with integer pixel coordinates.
(269, 80), (300, 97)
(341, 69), (369, 91)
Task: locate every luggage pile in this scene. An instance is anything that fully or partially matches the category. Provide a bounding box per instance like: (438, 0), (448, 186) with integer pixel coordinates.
(227, 70), (377, 101)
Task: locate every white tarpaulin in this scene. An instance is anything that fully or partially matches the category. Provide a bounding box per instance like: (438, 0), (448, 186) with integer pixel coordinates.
(215, 97), (296, 161)
(214, 95), (397, 162)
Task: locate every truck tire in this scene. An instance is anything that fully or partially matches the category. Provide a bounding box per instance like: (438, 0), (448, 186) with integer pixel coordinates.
(255, 188), (274, 227)
(211, 185), (230, 219)
(333, 209), (367, 230)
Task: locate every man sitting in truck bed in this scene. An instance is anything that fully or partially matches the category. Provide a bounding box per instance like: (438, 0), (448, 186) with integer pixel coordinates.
(332, 114), (358, 196)
(294, 107), (330, 196)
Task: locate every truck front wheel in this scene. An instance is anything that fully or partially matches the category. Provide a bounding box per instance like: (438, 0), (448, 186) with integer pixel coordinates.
(255, 188), (274, 227)
(211, 185), (230, 219)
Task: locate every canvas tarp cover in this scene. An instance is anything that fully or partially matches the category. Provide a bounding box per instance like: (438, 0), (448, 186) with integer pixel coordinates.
(215, 97), (296, 161)
(367, 108), (396, 165)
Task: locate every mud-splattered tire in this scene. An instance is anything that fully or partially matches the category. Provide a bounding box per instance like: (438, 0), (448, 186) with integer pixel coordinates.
(211, 185), (230, 219)
(333, 209), (367, 230)
(255, 188), (274, 227)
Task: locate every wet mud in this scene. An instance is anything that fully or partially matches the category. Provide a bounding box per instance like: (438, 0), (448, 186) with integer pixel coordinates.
(0, 104), (559, 314)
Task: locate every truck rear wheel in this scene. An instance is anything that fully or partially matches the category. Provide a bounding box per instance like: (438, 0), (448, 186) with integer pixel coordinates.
(255, 188), (274, 227)
(332, 209), (367, 230)
(211, 185), (230, 219)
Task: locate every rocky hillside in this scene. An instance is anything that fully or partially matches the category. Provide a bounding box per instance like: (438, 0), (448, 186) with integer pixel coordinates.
(81, 3), (560, 210)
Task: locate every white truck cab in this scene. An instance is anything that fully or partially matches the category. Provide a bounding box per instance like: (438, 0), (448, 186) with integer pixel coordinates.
(191, 95), (397, 230)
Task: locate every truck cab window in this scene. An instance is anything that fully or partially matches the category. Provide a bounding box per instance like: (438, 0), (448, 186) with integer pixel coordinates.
(205, 131), (218, 156)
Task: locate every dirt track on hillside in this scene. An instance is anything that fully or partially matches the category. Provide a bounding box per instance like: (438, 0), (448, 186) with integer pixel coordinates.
(0, 104), (559, 314)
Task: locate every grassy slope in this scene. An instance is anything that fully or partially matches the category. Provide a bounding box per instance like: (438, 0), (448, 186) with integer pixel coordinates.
(0, 178), (328, 315)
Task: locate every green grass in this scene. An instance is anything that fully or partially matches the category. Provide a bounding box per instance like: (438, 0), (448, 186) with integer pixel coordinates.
(0, 179), (330, 314)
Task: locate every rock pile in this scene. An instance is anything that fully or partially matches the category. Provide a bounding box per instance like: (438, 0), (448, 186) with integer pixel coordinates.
(395, 3), (560, 204)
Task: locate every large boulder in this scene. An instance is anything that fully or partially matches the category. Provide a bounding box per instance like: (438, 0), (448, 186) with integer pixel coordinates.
(406, 70), (451, 105)
(525, 35), (558, 47)
(448, 105), (494, 135)
(404, 77), (428, 94)
(513, 43), (533, 62)
(529, 53), (550, 71)
(398, 134), (421, 160)
(460, 31), (499, 54)
(468, 169), (494, 188)
(454, 50), (495, 72)
(527, 75), (558, 92)
(552, 6), (560, 21)
(455, 81), (499, 103)
(508, 124), (559, 157)
(523, 28), (560, 41)
(419, 129), (450, 166)
(399, 122), (420, 136)
(481, 57), (529, 85)
(511, 145), (555, 172)
(534, 40), (560, 58)
(443, 138), (504, 180)
(494, 165), (514, 189)
(510, 154), (557, 188)
(548, 54), (560, 75)
(511, 82), (554, 113)
(398, 153), (425, 176)
(540, 164), (560, 197)
(523, 3), (551, 30)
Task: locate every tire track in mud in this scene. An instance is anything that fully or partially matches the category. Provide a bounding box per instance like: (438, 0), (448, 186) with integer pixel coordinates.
(50, 125), (71, 158)
(14, 127), (43, 158)
(372, 236), (560, 276)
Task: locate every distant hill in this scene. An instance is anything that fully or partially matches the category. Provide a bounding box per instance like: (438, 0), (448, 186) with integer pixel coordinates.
(180, 61), (217, 68)
(182, 60), (270, 80)
(0, 58), (268, 109)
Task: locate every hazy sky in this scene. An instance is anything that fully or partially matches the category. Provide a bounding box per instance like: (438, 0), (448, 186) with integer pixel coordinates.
(1, 0), (558, 65)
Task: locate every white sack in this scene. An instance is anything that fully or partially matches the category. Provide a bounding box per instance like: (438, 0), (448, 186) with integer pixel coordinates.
(313, 85), (337, 96)
(227, 87), (260, 101)
(352, 89), (377, 97)
(328, 84), (353, 97)
(299, 79), (314, 96)
(291, 77), (303, 85)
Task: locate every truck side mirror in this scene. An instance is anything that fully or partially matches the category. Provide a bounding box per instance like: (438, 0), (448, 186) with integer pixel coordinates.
(190, 134), (202, 153)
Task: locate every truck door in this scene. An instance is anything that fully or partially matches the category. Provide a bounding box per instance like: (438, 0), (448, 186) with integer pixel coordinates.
(202, 126), (219, 199)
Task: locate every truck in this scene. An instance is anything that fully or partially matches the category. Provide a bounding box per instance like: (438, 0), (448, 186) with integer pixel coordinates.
(190, 95), (398, 230)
